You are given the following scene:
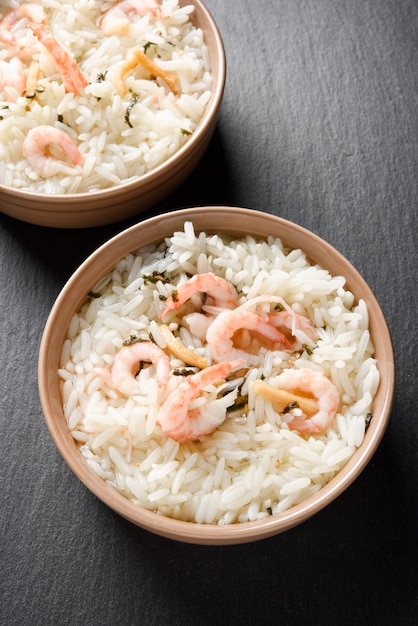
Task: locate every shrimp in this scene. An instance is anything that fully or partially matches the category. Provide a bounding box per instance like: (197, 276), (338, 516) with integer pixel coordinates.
(22, 125), (84, 177)
(110, 341), (170, 395)
(0, 57), (25, 101)
(274, 368), (340, 433)
(27, 22), (88, 95)
(157, 359), (245, 441)
(114, 46), (177, 96)
(205, 296), (294, 361)
(161, 272), (239, 319)
(0, 2), (46, 47)
(99, 0), (162, 36)
(183, 312), (214, 341)
(268, 310), (317, 350)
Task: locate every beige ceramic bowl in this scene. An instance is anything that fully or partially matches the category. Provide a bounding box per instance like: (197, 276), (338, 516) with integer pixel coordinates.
(38, 207), (395, 544)
(0, 1), (225, 229)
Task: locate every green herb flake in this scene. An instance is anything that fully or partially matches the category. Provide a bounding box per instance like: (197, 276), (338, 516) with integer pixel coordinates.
(294, 344), (316, 357)
(87, 291), (101, 298)
(172, 368), (195, 377)
(365, 413), (373, 431)
(96, 71), (107, 83)
(142, 271), (175, 285)
(122, 335), (145, 346)
(125, 94), (139, 128)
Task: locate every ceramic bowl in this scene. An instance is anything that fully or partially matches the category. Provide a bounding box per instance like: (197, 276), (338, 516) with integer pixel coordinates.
(0, 1), (225, 229)
(38, 207), (395, 544)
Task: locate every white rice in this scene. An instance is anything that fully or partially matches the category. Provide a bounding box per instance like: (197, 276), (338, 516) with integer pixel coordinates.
(0, 0), (211, 192)
(58, 222), (380, 524)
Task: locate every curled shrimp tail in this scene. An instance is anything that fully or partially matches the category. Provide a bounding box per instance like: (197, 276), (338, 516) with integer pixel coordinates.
(157, 359), (246, 441)
(162, 387), (239, 442)
(161, 272), (238, 319)
(206, 300), (292, 362)
(275, 368), (340, 433)
(22, 125), (84, 178)
(110, 341), (171, 395)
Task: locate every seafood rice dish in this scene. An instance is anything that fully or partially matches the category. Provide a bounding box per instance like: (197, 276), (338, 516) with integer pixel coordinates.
(0, 0), (212, 193)
(58, 222), (380, 525)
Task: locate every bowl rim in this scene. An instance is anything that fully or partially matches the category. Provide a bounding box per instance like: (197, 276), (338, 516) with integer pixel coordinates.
(0, 0), (226, 207)
(38, 206), (395, 544)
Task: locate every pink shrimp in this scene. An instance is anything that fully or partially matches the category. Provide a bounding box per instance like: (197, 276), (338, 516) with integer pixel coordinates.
(157, 359), (245, 441)
(268, 310), (317, 350)
(0, 57), (25, 101)
(27, 22), (88, 95)
(0, 2), (46, 46)
(22, 125), (84, 177)
(276, 368), (340, 433)
(110, 341), (170, 395)
(161, 272), (239, 319)
(205, 296), (295, 362)
(99, 0), (162, 36)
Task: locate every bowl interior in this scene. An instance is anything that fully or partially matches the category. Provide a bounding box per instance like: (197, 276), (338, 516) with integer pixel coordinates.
(0, 1), (226, 228)
(38, 207), (395, 544)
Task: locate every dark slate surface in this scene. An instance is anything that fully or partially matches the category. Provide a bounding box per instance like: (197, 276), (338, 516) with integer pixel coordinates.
(1, 1), (417, 624)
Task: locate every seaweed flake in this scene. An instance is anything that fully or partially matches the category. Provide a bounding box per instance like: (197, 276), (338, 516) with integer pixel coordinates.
(365, 413), (373, 431)
(302, 343), (314, 355)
